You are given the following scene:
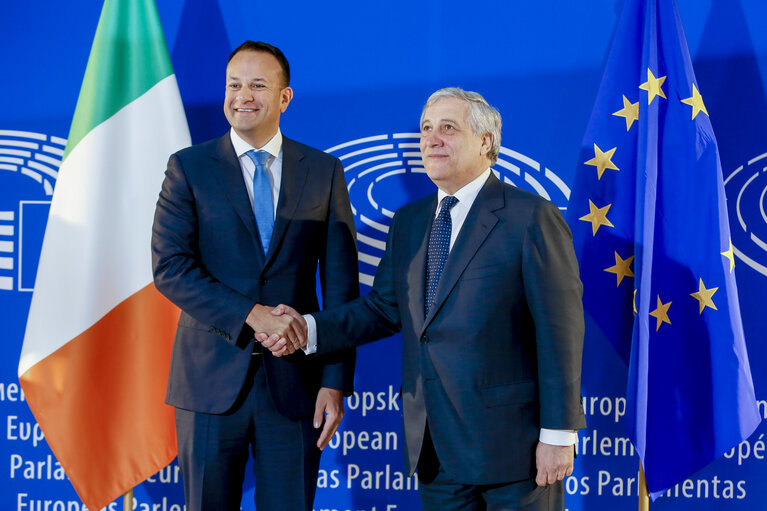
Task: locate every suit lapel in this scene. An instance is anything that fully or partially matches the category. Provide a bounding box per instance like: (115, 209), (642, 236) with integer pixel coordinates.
(265, 137), (309, 264)
(406, 196), (437, 333)
(210, 135), (266, 266)
(421, 174), (504, 332)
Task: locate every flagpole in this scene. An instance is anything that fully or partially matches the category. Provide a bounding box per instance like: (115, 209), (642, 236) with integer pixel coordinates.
(638, 461), (649, 511)
(123, 489), (133, 511)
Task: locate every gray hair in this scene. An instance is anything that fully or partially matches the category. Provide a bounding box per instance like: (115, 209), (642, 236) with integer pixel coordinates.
(420, 87), (502, 165)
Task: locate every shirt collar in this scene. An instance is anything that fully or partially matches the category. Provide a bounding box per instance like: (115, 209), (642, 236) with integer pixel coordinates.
(230, 128), (283, 159)
(436, 168), (492, 209)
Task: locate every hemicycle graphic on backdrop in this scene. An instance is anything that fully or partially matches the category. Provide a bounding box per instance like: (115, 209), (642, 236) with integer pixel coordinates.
(326, 133), (571, 287)
(725, 152), (767, 277)
(0, 130), (63, 292)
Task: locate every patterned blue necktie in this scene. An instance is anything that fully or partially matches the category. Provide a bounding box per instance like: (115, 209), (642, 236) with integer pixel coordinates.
(246, 150), (274, 255)
(425, 195), (459, 316)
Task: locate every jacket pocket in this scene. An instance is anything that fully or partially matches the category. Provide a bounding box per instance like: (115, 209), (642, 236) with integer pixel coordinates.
(461, 262), (509, 281)
(178, 312), (226, 338)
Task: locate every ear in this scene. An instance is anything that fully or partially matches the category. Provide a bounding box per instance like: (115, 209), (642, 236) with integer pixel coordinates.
(479, 133), (493, 156)
(280, 86), (294, 113)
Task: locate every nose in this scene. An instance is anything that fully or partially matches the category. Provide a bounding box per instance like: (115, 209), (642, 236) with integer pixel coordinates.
(238, 88), (254, 102)
(421, 130), (442, 148)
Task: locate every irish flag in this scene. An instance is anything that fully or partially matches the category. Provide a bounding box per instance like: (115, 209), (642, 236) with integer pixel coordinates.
(18, 0), (190, 509)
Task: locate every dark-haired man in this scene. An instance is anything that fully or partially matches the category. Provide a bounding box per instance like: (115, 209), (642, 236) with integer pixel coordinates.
(152, 41), (358, 511)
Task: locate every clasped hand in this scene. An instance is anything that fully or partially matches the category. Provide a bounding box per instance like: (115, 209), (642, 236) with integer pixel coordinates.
(247, 303), (307, 356)
(248, 305), (340, 450)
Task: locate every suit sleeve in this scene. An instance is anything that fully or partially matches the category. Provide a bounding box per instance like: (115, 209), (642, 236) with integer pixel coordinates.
(151, 153), (254, 344)
(522, 200), (587, 431)
(316, 157), (360, 394)
(314, 210), (402, 354)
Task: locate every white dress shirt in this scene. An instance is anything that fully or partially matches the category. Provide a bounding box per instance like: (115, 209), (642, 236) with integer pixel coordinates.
(305, 168), (576, 446)
(229, 128), (282, 216)
(434, 168), (491, 249)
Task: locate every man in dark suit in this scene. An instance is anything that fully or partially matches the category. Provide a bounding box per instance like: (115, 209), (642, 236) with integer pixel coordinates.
(261, 88), (586, 510)
(151, 41), (357, 511)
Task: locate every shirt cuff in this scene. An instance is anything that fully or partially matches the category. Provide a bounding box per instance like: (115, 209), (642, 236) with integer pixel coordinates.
(539, 428), (577, 446)
(302, 314), (318, 355)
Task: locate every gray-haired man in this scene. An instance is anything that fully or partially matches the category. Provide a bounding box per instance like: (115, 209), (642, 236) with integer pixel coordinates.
(261, 87), (586, 510)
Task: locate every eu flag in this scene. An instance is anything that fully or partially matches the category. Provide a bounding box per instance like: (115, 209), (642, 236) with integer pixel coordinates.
(566, 0), (761, 496)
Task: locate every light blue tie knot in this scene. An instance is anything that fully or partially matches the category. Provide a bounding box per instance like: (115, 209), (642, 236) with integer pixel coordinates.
(248, 149), (271, 169)
(245, 150), (274, 255)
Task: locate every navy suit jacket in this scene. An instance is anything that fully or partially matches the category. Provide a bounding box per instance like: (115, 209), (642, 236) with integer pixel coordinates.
(314, 173), (586, 484)
(152, 134), (358, 419)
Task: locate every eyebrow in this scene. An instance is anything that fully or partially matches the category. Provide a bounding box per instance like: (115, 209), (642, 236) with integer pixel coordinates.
(226, 76), (268, 82)
(422, 117), (459, 125)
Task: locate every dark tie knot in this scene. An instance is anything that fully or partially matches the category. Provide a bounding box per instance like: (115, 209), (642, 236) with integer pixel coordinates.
(441, 195), (459, 213)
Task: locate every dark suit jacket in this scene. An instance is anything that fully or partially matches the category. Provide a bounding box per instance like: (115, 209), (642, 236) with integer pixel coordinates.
(314, 173), (586, 484)
(152, 134), (358, 419)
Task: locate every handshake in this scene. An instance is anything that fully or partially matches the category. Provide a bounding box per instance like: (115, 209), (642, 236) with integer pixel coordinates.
(246, 303), (309, 356)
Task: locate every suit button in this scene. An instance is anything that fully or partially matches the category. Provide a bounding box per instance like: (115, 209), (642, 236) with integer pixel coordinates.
(421, 334), (430, 344)
(259, 277), (267, 285)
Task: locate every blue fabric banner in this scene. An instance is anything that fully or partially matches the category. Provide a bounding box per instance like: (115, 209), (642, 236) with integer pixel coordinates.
(3, 1), (767, 509)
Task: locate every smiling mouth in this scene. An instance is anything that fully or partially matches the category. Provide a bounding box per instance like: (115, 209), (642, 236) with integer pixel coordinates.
(235, 108), (257, 112)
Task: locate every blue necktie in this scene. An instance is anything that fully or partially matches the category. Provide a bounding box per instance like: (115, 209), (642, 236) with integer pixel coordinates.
(246, 150), (274, 255)
(425, 195), (459, 316)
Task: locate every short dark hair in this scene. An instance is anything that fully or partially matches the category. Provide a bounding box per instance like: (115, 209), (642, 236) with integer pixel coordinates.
(228, 41), (290, 87)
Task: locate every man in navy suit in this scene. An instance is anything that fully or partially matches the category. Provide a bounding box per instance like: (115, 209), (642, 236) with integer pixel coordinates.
(261, 88), (586, 510)
(151, 41), (357, 511)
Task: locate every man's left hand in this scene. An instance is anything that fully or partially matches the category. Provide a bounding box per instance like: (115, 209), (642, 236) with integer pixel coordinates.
(314, 387), (344, 450)
(535, 442), (574, 486)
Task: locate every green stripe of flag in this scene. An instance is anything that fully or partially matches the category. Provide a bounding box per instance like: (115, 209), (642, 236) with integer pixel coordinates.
(64, 0), (174, 159)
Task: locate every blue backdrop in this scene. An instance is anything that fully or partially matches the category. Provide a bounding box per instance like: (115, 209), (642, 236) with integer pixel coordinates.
(2, 1), (766, 509)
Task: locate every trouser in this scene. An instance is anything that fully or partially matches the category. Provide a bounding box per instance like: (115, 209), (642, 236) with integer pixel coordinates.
(417, 425), (564, 511)
(175, 358), (322, 511)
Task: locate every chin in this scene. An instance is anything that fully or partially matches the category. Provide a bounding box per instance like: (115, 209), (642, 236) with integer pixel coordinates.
(425, 168), (450, 182)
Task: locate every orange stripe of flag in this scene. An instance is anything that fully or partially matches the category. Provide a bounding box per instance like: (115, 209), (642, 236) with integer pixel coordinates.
(20, 283), (180, 510)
